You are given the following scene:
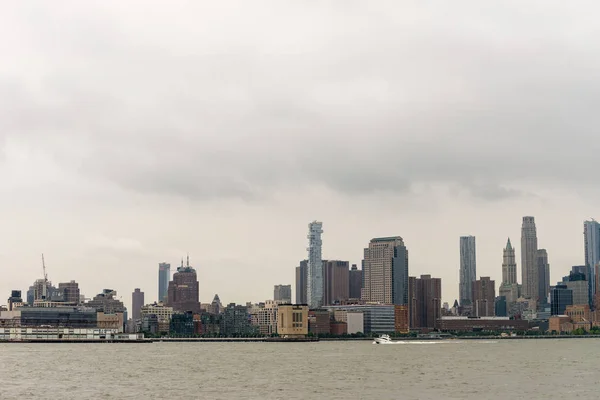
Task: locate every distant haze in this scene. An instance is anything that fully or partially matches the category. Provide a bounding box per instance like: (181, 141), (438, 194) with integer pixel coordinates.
(0, 1), (598, 312)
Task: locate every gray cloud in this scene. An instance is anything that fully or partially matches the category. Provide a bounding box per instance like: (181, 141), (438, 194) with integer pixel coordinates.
(2, 1), (600, 202)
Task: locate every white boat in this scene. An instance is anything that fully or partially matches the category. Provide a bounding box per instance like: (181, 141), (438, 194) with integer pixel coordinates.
(373, 334), (392, 344)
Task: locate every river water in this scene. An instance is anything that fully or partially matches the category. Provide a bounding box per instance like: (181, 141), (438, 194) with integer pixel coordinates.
(0, 339), (597, 399)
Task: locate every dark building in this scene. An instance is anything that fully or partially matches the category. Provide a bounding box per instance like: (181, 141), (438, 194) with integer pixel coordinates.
(349, 264), (362, 299)
(436, 317), (529, 332)
(167, 256), (200, 314)
(323, 260), (349, 306)
(8, 290), (23, 311)
(473, 277), (496, 317)
(196, 312), (221, 336)
(551, 284), (573, 316)
(308, 310), (331, 335)
(142, 314), (159, 334)
(295, 260), (308, 304)
(20, 307), (97, 328)
(495, 296), (507, 317)
(220, 303), (256, 337)
(274, 285), (292, 303)
(537, 250), (550, 306)
(58, 281), (80, 304)
(571, 265), (587, 276)
(132, 288), (144, 321)
(170, 312), (194, 336)
(408, 275), (442, 331)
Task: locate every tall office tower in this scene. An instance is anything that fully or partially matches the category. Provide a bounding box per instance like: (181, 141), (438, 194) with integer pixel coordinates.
(132, 288), (145, 321)
(349, 264), (362, 299)
(459, 236), (477, 306)
(408, 275), (442, 330)
(565, 271), (589, 306)
(521, 216), (539, 302)
(307, 221), (324, 309)
(323, 260), (349, 306)
(537, 249), (550, 304)
(362, 237), (409, 305)
(295, 260), (308, 304)
(473, 277), (496, 317)
(167, 256), (200, 313)
(274, 285), (292, 303)
(584, 220), (600, 306)
(502, 238), (517, 285)
(58, 281), (80, 304)
(551, 284), (573, 316)
(158, 262), (171, 303)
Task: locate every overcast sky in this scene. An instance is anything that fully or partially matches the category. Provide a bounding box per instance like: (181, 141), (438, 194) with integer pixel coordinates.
(1, 1), (599, 312)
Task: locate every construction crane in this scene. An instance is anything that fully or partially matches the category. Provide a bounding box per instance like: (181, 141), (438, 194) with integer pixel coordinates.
(42, 253), (48, 300)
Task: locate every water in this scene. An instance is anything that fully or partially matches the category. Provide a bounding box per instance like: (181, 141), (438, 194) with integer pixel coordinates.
(0, 339), (598, 399)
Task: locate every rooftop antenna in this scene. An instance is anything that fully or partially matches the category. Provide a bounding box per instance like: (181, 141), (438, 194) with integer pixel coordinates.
(186, 253), (190, 268)
(41, 253), (48, 300)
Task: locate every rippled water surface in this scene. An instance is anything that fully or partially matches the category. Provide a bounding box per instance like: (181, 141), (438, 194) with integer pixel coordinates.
(0, 339), (598, 399)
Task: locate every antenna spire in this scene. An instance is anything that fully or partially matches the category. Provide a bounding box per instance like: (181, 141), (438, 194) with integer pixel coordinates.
(187, 253), (190, 268)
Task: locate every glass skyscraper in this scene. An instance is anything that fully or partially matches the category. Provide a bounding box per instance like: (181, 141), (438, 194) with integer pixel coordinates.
(158, 262), (170, 303)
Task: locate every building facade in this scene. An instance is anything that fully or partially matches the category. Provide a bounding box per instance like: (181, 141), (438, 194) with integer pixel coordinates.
(58, 281), (80, 304)
(307, 221), (324, 309)
(323, 260), (349, 306)
(537, 249), (550, 304)
(551, 284), (573, 316)
(521, 216), (539, 302)
(408, 275), (442, 330)
(295, 260), (308, 305)
(361, 237), (408, 305)
(277, 304), (308, 337)
(349, 264), (362, 299)
(132, 288), (144, 321)
(584, 220), (600, 307)
(459, 236), (477, 306)
(565, 272), (589, 306)
(473, 277), (496, 317)
(274, 285), (292, 303)
(158, 262), (171, 303)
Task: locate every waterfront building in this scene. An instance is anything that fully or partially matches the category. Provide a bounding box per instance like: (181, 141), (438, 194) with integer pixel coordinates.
(308, 310), (331, 335)
(362, 237), (409, 306)
(551, 284), (573, 316)
(86, 290), (126, 315)
(325, 304), (395, 334)
(548, 315), (572, 334)
(170, 312), (195, 336)
(537, 249), (550, 305)
(330, 320), (347, 335)
(132, 288), (144, 321)
(249, 300), (279, 336)
(158, 262), (171, 303)
(565, 272), (589, 306)
(349, 264), (362, 300)
(307, 221), (324, 309)
(408, 275), (442, 330)
(141, 302), (173, 333)
(277, 304), (308, 337)
(295, 260), (308, 304)
(521, 216), (539, 303)
(97, 311), (124, 331)
(584, 220), (600, 305)
(273, 285), (292, 303)
(167, 256), (200, 314)
(436, 316), (529, 332)
(459, 236), (477, 308)
(394, 305), (409, 334)
(220, 303), (256, 337)
(58, 281), (80, 304)
(473, 277), (496, 317)
(323, 260), (350, 305)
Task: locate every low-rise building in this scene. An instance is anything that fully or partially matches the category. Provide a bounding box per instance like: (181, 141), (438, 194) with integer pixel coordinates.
(277, 304), (308, 338)
(308, 310), (331, 335)
(325, 304), (395, 334)
(436, 316), (529, 332)
(141, 302), (173, 334)
(394, 305), (409, 334)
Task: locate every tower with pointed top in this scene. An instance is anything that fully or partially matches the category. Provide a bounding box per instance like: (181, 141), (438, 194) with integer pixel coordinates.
(502, 238), (517, 285)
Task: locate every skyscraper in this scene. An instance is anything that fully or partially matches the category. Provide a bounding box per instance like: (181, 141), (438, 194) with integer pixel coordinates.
(307, 221), (324, 309)
(584, 219), (600, 305)
(167, 256), (200, 313)
(323, 260), (349, 306)
(537, 249), (550, 304)
(361, 237), (409, 305)
(158, 262), (171, 303)
(502, 238), (517, 285)
(408, 274), (441, 330)
(473, 277), (496, 317)
(349, 264), (362, 299)
(459, 236), (476, 306)
(274, 285), (292, 303)
(521, 216), (539, 302)
(132, 288), (144, 321)
(295, 260), (308, 304)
